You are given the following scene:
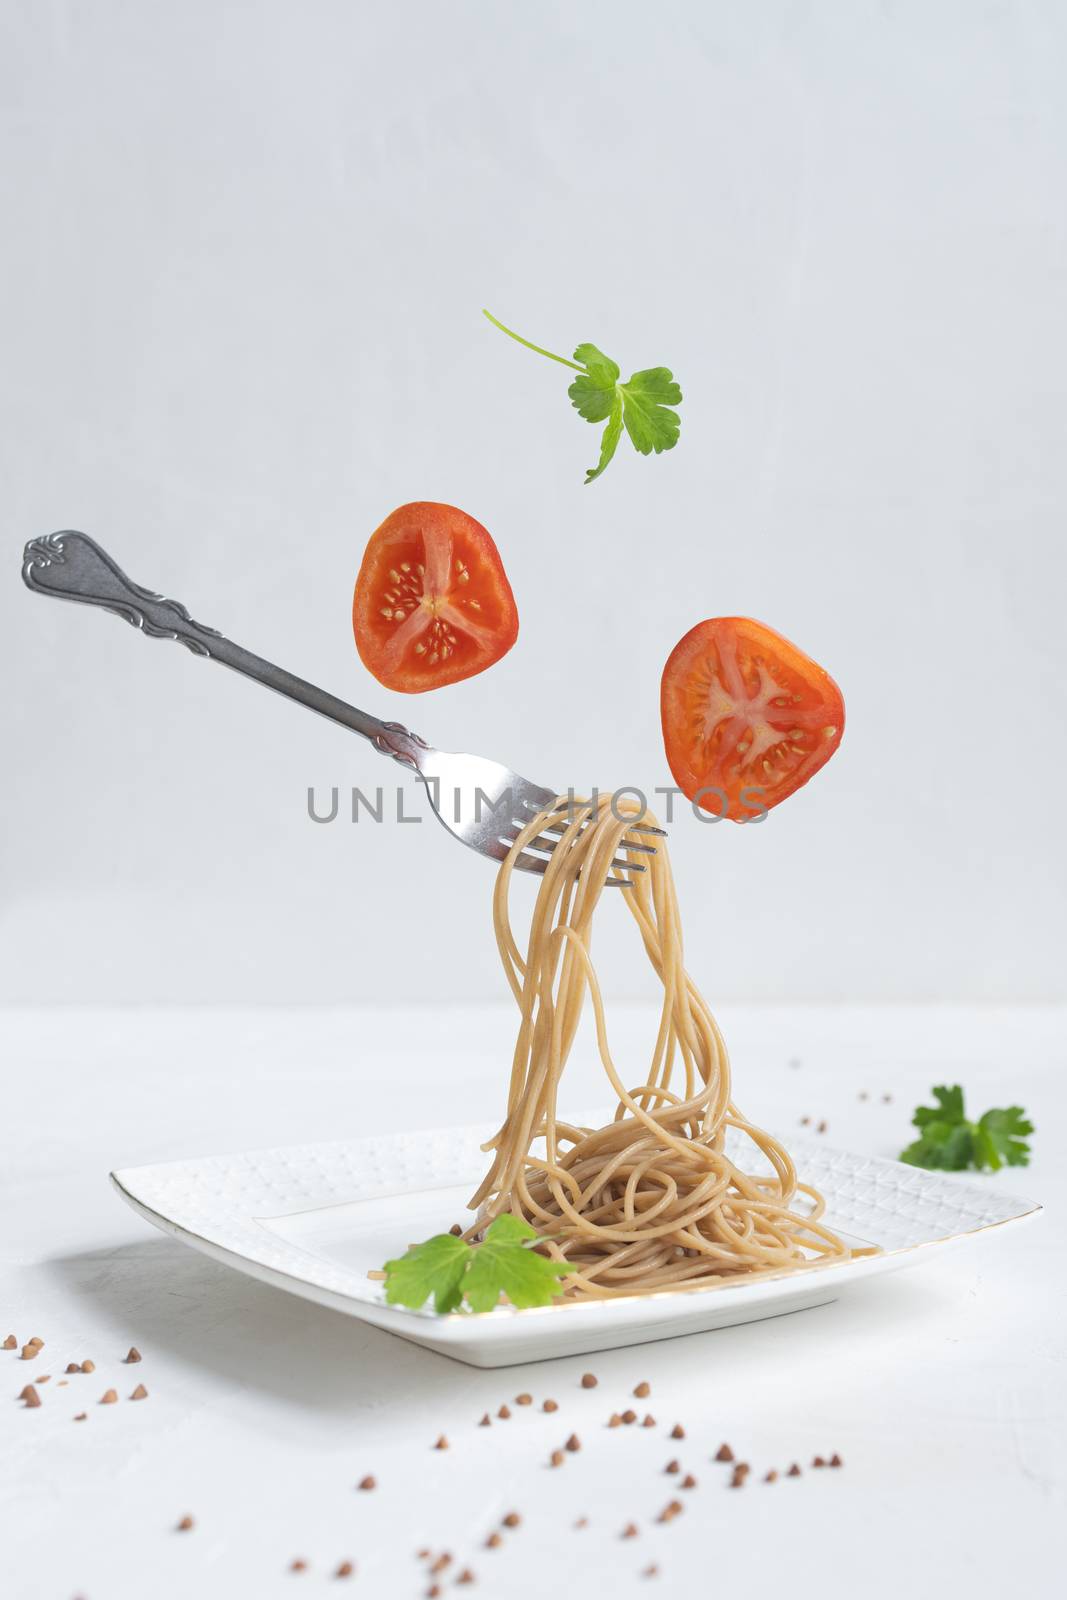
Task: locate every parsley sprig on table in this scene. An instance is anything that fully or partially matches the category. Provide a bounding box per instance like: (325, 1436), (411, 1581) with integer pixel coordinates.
(482, 309), (683, 483)
(381, 1213), (576, 1314)
(900, 1085), (1033, 1172)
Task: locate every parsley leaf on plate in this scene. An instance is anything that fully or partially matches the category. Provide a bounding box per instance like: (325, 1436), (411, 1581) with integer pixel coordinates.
(382, 1231), (471, 1314)
(381, 1213), (576, 1315)
(899, 1084), (1034, 1173)
(462, 1214), (576, 1312)
(483, 311), (682, 484)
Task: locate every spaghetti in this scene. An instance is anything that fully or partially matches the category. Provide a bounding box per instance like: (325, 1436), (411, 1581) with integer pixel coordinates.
(469, 793), (860, 1299)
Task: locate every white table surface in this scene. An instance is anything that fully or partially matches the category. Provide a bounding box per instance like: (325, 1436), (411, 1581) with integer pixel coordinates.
(2, 1005), (1062, 1600)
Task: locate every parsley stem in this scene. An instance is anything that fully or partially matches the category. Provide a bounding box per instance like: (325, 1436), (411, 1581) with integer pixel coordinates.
(482, 309), (584, 372)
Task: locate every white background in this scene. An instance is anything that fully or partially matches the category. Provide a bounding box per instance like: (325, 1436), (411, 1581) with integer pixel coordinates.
(2, 0), (1066, 1005)
(2, 14), (1063, 1598)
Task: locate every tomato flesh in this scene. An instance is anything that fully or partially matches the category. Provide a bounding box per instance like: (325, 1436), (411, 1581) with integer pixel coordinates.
(353, 503), (519, 693)
(661, 617), (844, 821)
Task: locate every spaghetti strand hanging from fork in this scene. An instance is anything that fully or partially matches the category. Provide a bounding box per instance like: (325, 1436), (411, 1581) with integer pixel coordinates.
(469, 793), (863, 1298)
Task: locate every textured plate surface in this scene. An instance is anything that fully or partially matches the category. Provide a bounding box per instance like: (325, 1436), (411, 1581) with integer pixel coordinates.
(111, 1123), (1041, 1367)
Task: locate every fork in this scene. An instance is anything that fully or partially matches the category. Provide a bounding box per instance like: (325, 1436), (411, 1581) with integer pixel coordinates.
(21, 531), (661, 886)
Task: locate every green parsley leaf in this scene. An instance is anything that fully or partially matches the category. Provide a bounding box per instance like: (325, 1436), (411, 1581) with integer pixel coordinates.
(900, 1121), (974, 1171)
(570, 343), (620, 402)
(899, 1085), (1033, 1173)
(912, 1084), (965, 1128)
(975, 1106), (1034, 1170)
(615, 368), (683, 455)
(478, 1212), (539, 1244)
(483, 310), (682, 484)
(585, 396), (624, 482)
(463, 1215), (576, 1312)
(380, 1213), (576, 1316)
(382, 1232), (471, 1314)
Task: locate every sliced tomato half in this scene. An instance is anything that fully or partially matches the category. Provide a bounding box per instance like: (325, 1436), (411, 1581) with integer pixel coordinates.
(353, 503), (519, 693)
(661, 617), (844, 821)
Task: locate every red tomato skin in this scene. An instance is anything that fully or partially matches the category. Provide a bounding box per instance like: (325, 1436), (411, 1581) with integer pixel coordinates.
(660, 617), (845, 822)
(353, 502), (518, 694)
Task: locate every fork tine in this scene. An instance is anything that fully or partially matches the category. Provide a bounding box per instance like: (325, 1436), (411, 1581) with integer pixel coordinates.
(510, 850), (548, 876)
(515, 795), (667, 841)
(529, 818), (660, 855)
(511, 849), (638, 889)
(504, 833), (648, 875)
(502, 826), (561, 851)
(619, 832), (660, 854)
(500, 791), (659, 884)
(506, 824), (620, 856)
(521, 819), (662, 857)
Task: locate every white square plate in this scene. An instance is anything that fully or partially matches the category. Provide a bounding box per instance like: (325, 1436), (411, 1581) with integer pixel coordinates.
(111, 1123), (1040, 1368)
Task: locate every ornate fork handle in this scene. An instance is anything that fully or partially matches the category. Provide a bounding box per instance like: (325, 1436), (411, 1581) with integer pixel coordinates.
(371, 722), (428, 770)
(22, 530), (430, 769)
(23, 531), (225, 651)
